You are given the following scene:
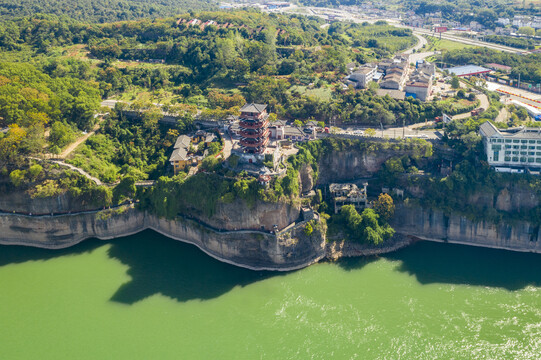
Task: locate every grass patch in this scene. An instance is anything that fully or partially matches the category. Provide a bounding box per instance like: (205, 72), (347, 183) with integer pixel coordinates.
(289, 85), (333, 100)
(424, 36), (477, 52)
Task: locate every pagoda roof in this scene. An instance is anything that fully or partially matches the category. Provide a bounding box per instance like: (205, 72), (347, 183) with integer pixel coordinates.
(240, 103), (267, 113)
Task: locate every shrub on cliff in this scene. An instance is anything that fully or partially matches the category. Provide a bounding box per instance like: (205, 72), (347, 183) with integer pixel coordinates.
(338, 205), (394, 245)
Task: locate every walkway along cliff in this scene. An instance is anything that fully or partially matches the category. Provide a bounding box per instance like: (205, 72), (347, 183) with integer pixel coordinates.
(0, 206), (327, 271)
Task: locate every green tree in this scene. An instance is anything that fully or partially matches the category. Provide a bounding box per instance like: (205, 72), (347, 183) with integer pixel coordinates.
(304, 222), (313, 235)
(518, 27), (535, 36)
(9, 169), (26, 187)
(365, 128), (376, 136)
(451, 76), (460, 89)
(113, 175), (136, 204)
(28, 164), (43, 181)
(372, 193), (395, 222)
(49, 121), (75, 148)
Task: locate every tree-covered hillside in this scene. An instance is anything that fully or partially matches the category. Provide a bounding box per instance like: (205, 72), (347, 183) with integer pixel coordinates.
(0, 0), (216, 23)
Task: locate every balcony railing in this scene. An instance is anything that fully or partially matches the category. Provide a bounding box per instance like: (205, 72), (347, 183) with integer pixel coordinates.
(239, 128), (270, 138)
(240, 137), (270, 148)
(239, 120), (269, 130)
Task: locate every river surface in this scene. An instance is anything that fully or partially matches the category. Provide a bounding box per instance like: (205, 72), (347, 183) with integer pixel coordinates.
(1, 231), (540, 359)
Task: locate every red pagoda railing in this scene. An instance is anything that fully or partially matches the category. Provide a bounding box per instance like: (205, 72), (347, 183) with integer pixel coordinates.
(239, 120), (269, 130)
(239, 128), (270, 138)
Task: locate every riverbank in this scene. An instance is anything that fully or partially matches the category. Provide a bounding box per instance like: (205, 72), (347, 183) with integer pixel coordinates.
(2, 203), (541, 271)
(0, 206), (327, 272)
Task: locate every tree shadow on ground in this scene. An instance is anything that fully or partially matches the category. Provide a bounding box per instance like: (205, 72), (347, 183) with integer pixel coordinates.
(0, 239), (103, 267)
(384, 240), (541, 291)
(108, 230), (282, 304)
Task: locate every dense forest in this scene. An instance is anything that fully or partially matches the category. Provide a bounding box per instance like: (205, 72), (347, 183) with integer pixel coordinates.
(0, 0), (216, 22)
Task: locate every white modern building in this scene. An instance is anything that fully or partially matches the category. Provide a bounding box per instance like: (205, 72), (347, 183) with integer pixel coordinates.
(349, 66), (378, 89)
(480, 121), (541, 172)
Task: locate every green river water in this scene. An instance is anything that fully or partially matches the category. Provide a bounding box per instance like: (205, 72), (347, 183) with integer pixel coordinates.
(1, 231), (541, 359)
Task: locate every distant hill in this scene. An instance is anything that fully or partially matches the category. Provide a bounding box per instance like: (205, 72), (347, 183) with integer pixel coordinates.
(0, 0), (217, 22)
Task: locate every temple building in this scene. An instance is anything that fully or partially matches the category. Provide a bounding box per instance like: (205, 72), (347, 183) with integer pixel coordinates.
(239, 103), (270, 155)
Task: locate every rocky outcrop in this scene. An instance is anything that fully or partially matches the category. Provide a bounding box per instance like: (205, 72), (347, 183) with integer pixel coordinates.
(299, 163), (314, 194)
(325, 234), (414, 260)
(0, 206), (326, 271)
(0, 191), (98, 214)
(198, 199), (300, 231)
(392, 204), (541, 253)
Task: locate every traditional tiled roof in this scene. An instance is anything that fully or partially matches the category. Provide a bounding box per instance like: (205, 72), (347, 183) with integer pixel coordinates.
(240, 103), (267, 113)
(174, 135), (191, 149)
(170, 147), (189, 162)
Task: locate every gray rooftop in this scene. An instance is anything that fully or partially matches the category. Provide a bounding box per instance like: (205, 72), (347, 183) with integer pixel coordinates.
(448, 65), (491, 77)
(240, 103), (267, 113)
(170, 147), (188, 162)
(174, 135), (191, 149)
(480, 121), (541, 139)
(479, 121), (499, 138)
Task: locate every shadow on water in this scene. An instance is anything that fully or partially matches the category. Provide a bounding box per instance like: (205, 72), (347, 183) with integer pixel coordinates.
(334, 255), (378, 272)
(0, 240), (103, 267)
(107, 230), (281, 304)
(385, 240), (541, 291)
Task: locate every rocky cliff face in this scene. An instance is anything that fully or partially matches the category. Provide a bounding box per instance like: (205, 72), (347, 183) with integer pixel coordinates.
(0, 207), (326, 271)
(406, 184), (540, 214)
(392, 204), (541, 253)
(0, 191), (98, 214)
(198, 199), (300, 231)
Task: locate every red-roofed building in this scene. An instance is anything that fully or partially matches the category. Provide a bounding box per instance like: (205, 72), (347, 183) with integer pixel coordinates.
(485, 63), (512, 73)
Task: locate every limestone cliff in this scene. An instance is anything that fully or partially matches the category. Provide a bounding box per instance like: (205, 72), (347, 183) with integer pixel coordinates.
(0, 207), (327, 271)
(391, 204), (541, 253)
(0, 191), (98, 214)
(197, 199), (300, 231)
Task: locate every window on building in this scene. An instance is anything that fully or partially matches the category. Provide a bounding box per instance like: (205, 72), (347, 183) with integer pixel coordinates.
(528, 158), (535, 163)
(530, 146), (536, 150)
(494, 152), (499, 162)
(505, 145), (511, 149)
(537, 146), (541, 150)
(505, 139), (512, 143)
(521, 146), (528, 149)
(492, 145), (501, 151)
(513, 140), (520, 143)
(512, 151), (518, 155)
(512, 157), (519, 162)
(537, 158), (541, 163)
(530, 140), (536, 144)
(505, 157), (511, 162)
(521, 151), (527, 155)
(513, 146), (519, 149)
(498, 139), (503, 143)
(537, 152), (541, 156)
(521, 140), (527, 144)
(505, 151), (511, 155)
(521, 157), (527, 162)
(530, 152), (536, 156)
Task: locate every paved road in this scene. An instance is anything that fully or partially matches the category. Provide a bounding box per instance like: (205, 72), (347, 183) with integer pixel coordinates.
(486, 82), (541, 109)
(453, 94), (490, 120)
(410, 28), (523, 54)
(404, 33), (428, 55)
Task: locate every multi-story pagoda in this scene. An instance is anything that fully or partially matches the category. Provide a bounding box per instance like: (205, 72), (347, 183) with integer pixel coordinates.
(239, 103), (270, 154)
